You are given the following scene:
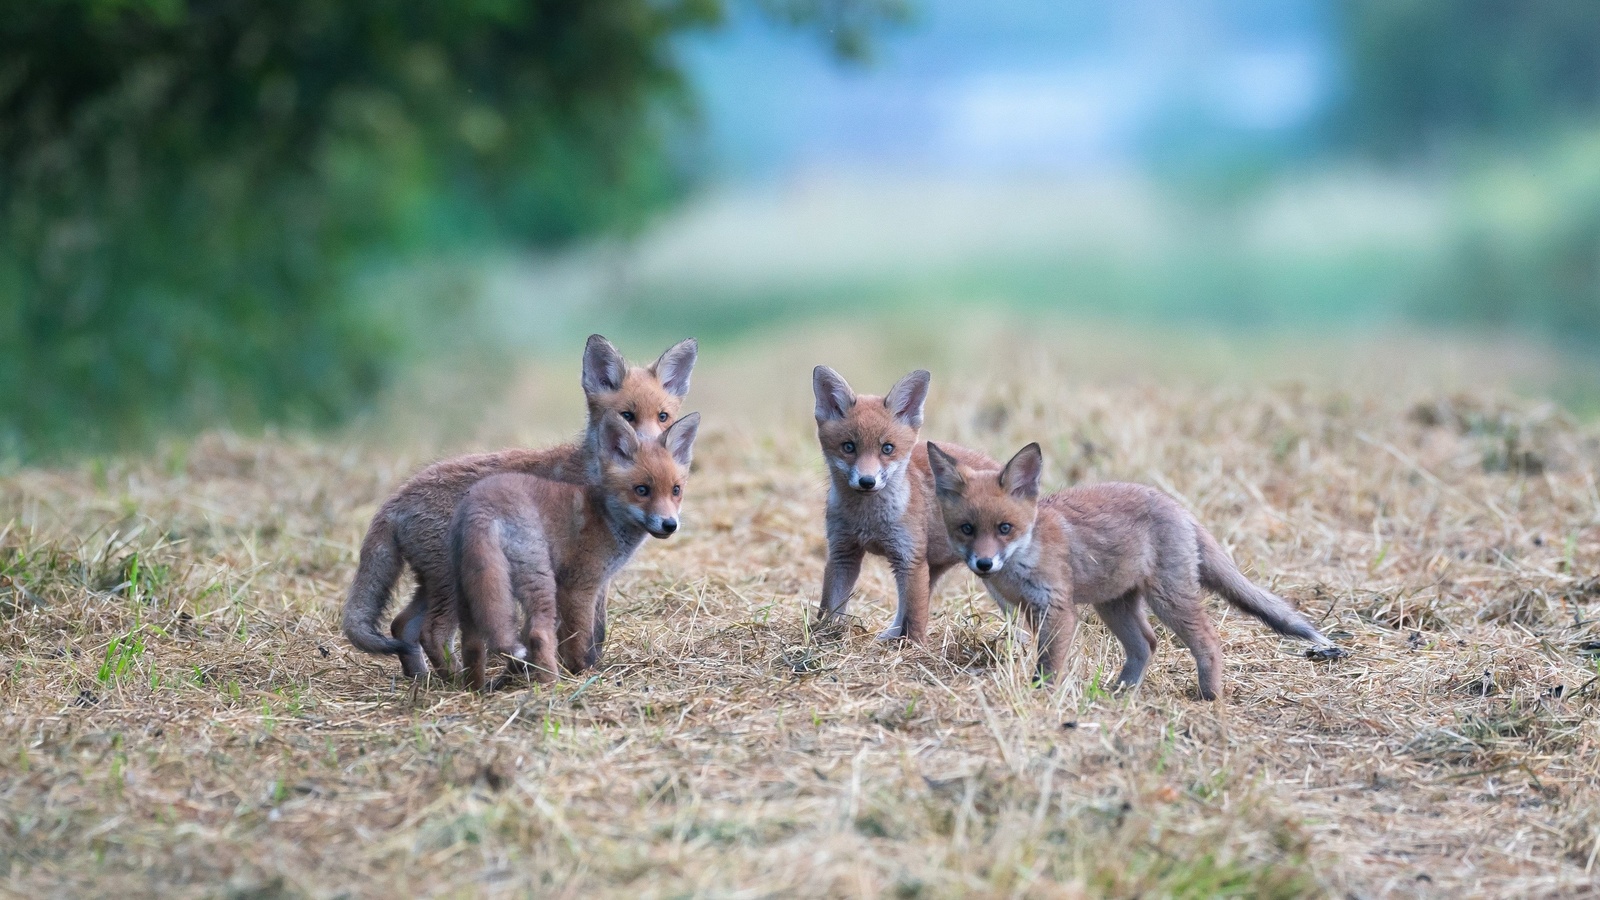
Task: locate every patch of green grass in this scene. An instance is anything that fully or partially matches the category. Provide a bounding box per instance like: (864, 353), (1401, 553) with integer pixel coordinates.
(96, 632), (147, 685)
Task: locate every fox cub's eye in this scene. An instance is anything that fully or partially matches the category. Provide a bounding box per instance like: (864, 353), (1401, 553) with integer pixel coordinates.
(998, 522), (1013, 535)
(657, 411), (669, 423)
(880, 442), (895, 455)
(634, 484), (650, 497)
(671, 484), (681, 496)
(842, 441), (856, 454)
(621, 411), (636, 423)
(959, 523), (974, 536)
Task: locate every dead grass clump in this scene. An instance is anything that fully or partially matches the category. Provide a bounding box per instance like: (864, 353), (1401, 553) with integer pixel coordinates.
(1481, 584), (1559, 628)
(1359, 588), (1448, 631)
(940, 612), (1016, 672)
(1409, 394), (1571, 474)
(1407, 703), (1573, 760)
(1557, 790), (1600, 871)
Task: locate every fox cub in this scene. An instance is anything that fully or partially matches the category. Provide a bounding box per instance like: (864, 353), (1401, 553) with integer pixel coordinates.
(926, 441), (1339, 699)
(342, 334), (697, 678)
(812, 366), (996, 643)
(448, 409), (700, 691)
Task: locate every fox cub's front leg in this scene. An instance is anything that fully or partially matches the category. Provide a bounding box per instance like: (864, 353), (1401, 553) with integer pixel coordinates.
(1025, 593), (1079, 683)
(885, 553), (931, 643)
(556, 575), (607, 675)
(818, 536), (864, 622)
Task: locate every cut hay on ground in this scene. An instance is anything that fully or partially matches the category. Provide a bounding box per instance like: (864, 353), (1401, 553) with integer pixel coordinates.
(2, 324), (1598, 897)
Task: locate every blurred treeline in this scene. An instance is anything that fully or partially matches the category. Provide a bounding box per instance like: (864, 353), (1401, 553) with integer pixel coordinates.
(1338, 0), (1600, 345)
(0, 0), (905, 458)
(3, 0), (1599, 457)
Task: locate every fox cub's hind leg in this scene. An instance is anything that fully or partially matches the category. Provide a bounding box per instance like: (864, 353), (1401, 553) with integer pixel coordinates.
(1144, 582), (1224, 701)
(505, 545), (559, 685)
(456, 527), (530, 692)
(1095, 591), (1158, 690)
(418, 580), (461, 678)
(389, 582), (433, 678)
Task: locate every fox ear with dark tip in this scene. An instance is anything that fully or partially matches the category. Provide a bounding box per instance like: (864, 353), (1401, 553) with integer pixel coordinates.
(926, 442), (966, 496)
(999, 443), (1044, 500)
(598, 409), (640, 466)
(663, 412), (701, 469)
(884, 369), (931, 429)
(813, 366), (856, 422)
(651, 338), (698, 398)
(582, 334), (628, 396)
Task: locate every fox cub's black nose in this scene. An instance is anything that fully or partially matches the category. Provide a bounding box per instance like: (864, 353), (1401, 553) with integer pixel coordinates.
(974, 557), (994, 573)
(857, 475), (877, 489)
(659, 518), (678, 534)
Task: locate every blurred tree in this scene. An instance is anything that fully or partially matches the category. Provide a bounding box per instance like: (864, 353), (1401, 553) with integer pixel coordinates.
(1338, 0), (1600, 342)
(1339, 0), (1600, 158)
(0, 0), (908, 458)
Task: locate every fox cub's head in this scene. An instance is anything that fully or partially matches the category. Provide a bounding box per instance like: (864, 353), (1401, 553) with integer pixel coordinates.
(596, 408), (700, 539)
(582, 334), (698, 441)
(927, 442), (1044, 577)
(813, 367), (931, 494)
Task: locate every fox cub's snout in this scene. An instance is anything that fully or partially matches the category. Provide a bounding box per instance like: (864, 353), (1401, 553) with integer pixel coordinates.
(927, 442), (1044, 578)
(813, 366), (930, 493)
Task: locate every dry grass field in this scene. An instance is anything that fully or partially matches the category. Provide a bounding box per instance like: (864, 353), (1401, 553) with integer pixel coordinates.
(3, 321), (1599, 898)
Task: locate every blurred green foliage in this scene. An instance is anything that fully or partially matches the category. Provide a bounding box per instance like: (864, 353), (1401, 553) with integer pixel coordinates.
(1340, 0), (1600, 342)
(0, 0), (906, 458)
(1422, 134), (1600, 342)
(1340, 0), (1600, 158)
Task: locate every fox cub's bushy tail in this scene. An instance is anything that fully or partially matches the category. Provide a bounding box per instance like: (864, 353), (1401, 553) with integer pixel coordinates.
(341, 514), (425, 669)
(1195, 527), (1330, 646)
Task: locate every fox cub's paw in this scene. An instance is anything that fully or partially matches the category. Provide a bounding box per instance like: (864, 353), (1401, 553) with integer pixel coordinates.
(875, 624), (907, 642)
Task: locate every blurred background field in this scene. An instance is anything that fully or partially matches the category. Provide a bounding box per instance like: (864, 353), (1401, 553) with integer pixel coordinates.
(6, 0), (1600, 458)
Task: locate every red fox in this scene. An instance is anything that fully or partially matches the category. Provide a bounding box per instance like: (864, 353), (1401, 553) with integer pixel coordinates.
(341, 334), (697, 677)
(925, 441), (1341, 700)
(448, 410), (699, 690)
(812, 367), (997, 643)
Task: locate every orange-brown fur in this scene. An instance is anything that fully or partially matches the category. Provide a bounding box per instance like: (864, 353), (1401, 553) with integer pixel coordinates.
(813, 367), (996, 643)
(926, 442), (1338, 699)
(341, 335), (696, 677)
(450, 410), (698, 690)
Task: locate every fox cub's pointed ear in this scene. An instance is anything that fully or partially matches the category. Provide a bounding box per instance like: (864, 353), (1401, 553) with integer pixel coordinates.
(582, 334), (628, 396)
(651, 338), (698, 398)
(999, 443), (1044, 500)
(598, 409), (641, 466)
(813, 366), (855, 422)
(884, 369), (931, 429)
(663, 411), (701, 469)
(926, 442), (966, 496)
